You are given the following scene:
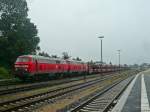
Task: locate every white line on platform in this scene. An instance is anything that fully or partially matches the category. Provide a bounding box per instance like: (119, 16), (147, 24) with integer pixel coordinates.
(111, 74), (139, 112)
(141, 74), (150, 112)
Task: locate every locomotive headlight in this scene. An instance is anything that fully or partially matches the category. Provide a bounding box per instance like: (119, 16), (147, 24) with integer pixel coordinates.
(25, 68), (28, 71)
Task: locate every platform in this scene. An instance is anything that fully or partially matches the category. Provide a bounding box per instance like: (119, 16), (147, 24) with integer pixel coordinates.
(112, 70), (150, 112)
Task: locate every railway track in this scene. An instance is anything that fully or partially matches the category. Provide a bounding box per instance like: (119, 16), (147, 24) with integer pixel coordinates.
(0, 73), (106, 96)
(0, 70), (139, 96)
(0, 78), (22, 87)
(0, 73), (123, 112)
(67, 75), (134, 112)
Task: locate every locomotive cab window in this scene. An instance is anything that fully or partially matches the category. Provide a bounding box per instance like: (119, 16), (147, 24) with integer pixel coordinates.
(32, 58), (36, 63)
(16, 57), (30, 62)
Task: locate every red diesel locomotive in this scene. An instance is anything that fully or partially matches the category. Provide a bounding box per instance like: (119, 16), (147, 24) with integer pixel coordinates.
(15, 55), (88, 80)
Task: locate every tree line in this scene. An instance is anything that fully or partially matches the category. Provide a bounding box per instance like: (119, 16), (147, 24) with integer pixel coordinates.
(39, 51), (82, 61)
(0, 0), (40, 70)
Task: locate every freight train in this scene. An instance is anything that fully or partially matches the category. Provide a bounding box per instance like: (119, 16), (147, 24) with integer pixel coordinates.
(14, 55), (127, 80)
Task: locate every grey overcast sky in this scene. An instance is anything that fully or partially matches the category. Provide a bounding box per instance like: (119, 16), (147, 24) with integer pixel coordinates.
(27, 0), (150, 65)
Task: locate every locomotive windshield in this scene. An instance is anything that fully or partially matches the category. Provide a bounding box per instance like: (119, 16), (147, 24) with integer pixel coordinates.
(16, 57), (30, 62)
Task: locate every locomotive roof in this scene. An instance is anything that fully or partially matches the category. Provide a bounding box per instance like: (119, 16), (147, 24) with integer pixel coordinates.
(19, 55), (85, 63)
(19, 55), (63, 61)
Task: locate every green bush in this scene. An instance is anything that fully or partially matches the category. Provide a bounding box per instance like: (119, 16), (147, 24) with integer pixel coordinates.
(0, 67), (13, 79)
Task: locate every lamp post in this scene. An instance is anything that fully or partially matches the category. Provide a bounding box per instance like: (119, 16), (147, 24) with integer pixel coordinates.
(98, 36), (104, 64)
(98, 36), (104, 74)
(117, 50), (121, 72)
